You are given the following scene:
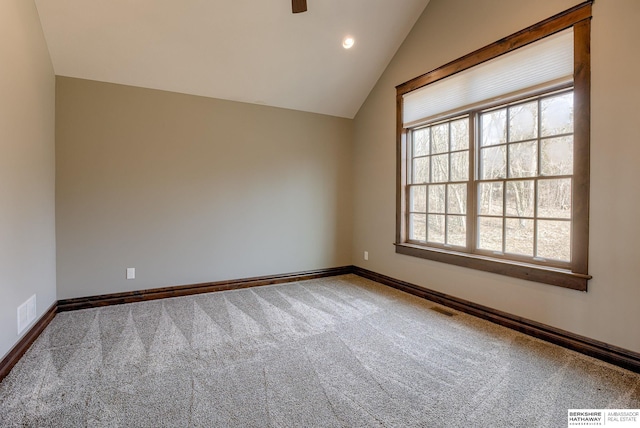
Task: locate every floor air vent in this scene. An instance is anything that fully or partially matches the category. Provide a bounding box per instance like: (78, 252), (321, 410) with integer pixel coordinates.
(430, 306), (456, 317)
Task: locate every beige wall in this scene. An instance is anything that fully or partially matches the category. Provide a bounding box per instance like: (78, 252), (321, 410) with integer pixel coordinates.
(56, 77), (353, 299)
(0, 1), (56, 359)
(353, 0), (640, 353)
(6, 0), (637, 361)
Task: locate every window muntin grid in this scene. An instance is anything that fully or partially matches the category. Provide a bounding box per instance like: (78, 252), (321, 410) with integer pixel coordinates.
(406, 89), (574, 267)
(407, 116), (469, 248)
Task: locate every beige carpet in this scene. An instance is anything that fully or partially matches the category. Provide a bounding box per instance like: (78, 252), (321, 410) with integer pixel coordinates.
(1, 274), (639, 427)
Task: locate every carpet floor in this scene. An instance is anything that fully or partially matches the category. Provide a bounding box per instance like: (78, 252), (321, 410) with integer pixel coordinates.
(1, 274), (639, 427)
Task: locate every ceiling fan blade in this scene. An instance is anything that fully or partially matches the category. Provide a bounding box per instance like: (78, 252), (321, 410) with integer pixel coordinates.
(292, 0), (307, 13)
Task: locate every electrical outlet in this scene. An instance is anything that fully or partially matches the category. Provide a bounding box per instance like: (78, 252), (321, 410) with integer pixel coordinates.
(364, 251), (369, 261)
(126, 268), (136, 279)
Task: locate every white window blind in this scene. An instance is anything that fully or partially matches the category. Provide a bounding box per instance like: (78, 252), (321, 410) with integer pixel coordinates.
(402, 29), (574, 127)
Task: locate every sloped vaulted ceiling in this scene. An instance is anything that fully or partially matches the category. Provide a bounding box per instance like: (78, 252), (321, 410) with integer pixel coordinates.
(35, 0), (431, 118)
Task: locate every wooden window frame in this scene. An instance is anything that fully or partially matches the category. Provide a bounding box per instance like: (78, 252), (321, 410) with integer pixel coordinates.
(395, 1), (592, 291)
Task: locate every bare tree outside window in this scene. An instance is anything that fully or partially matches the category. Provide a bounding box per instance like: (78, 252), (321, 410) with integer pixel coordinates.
(407, 116), (469, 248)
(407, 89), (576, 265)
(476, 90), (574, 262)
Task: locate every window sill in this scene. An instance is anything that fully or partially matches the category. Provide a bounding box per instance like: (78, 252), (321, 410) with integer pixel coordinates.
(394, 243), (591, 291)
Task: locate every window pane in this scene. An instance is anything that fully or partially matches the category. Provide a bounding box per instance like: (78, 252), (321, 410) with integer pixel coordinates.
(428, 185), (446, 213)
(413, 129), (430, 157)
(509, 101), (538, 142)
(480, 146), (506, 179)
(409, 214), (426, 241)
(506, 180), (534, 217)
(410, 185), (427, 212)
(478, 182), (503, 216)
(538, 178), (572, 219)
(428, 214), (445, 244)
(481, 109), (507, 146)
(478, 217), (503, 252)
(413, 157), (429, 183)
(450, 118), (469, 151)
(537, 220), (571, 261)
(447, 215), (467, 247)
(541, 92), (573, 137)
(450, 151), (469, 182)
(432, 154), (449, 182)
(505, 218), (534, 257)
(541, 136), (573, 176)
(508, 141), (537, 178)
(431, 123), (449, 154)
(447, 183), (467, 214)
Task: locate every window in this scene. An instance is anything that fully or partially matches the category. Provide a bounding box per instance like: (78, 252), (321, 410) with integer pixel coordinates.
(408, 90), (575, 264)
(396, 2), (592, 290)
(408, 115), (470, 247)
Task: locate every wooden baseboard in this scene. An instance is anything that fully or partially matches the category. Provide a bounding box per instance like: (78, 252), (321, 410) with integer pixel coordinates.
(0, 303), (57, 382)
(1, 266), (351, 382)
(352, 266), (640, 374)
(3, 265), (638, 384)
(57, 266), (353, 312)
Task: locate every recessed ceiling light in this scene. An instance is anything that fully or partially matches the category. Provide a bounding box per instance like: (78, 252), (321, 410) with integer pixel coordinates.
(342, 36), (355, 49)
